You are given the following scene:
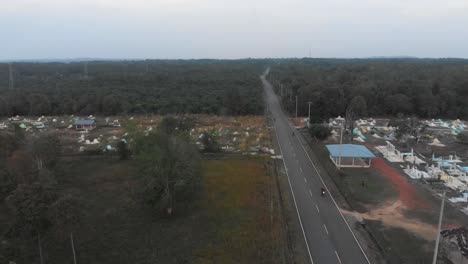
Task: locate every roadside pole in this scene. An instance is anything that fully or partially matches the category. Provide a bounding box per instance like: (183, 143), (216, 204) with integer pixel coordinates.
(295, 96), (298, 118)
(338, 124), (343, 169)
(432, 191), (446, 264)
(307, 102), (312, 128)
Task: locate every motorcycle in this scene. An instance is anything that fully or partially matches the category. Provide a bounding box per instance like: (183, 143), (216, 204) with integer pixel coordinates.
(321, 188), (325, 197)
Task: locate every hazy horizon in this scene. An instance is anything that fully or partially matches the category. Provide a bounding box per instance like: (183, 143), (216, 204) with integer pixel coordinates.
(2, 0), (468, 60)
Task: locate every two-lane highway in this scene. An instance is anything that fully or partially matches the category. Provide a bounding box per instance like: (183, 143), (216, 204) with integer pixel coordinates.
(262, 71), (370, 264)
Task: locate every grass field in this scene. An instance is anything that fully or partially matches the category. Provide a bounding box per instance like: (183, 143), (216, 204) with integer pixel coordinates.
(193, 157), (283, 263)
(339, 167), (399, 211)
(2, 154), (285, 264)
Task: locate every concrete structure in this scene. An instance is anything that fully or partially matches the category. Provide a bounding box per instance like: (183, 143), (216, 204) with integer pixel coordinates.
(326, 144), (376, 168)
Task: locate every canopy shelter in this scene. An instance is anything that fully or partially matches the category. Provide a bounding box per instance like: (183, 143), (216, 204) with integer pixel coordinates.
(326, 144), (376, 168)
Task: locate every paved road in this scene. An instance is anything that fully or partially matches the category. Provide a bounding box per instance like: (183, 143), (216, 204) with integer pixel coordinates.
(262, 71), (370, 264)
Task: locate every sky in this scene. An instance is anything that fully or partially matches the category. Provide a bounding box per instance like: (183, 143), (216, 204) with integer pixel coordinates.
(1, 0), (468, 60)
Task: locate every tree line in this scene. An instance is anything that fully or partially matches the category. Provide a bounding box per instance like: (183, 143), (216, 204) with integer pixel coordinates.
(0, 60), (266, 117)
(267, 58), (468, 122)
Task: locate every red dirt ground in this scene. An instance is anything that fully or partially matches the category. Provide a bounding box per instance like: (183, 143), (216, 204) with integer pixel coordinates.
(372, 158), (430, 209)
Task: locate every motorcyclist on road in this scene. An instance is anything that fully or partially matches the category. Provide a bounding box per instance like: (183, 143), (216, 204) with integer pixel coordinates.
(292, 131), (295, 136)
(321, 187), (325, 197)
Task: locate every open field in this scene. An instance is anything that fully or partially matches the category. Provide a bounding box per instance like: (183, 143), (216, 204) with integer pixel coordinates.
(0, 154), (286, 264)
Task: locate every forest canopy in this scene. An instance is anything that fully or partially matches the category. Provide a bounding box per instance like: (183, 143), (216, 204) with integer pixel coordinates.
(268, 58), (468, 122)
(0, 60), (266, 116)
(2, 58), (468, 120)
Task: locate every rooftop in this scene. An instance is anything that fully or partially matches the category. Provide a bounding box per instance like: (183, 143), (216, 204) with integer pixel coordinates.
(326, 144), (376, 158)
(74, 119), (96, 125)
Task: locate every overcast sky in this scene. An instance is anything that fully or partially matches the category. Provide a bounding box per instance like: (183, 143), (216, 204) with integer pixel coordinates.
(1, 0), (468, 60)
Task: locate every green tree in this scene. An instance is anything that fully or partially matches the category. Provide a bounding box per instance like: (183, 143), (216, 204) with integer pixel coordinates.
(31, 134), (61, 170)
(200, 130), (220, 152)
(117, 140), (130, 160)
(345, 96), (367, 140)
(48, 195), (82, 264)
(0, 96), (9, 116)
(6, 183), (57, 234)
(0, 168), (15, 200)
(158, 116), (178, 135)
(135, 132), (201, 215)
(27, 93), (51, 116)
(308, 124), (332, 140)
(102, 95), (121, 115)
(14, 124), (25, 142)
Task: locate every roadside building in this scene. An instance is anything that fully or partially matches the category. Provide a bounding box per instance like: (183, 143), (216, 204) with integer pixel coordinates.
(326, 144), (375, 168)
(74, 119), (96, 130)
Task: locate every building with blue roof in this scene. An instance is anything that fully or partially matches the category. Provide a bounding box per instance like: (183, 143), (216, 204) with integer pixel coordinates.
(326, 144), (376, 168)
(74, 119), (96, 130)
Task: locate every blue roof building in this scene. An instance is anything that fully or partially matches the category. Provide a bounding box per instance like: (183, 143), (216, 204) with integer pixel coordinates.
(74, 119), (96, 130)
(74, 119), (96, 126)
(326, 144), (376, 168)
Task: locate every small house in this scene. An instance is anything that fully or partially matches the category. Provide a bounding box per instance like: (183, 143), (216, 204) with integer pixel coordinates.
(74, 119), (96, 130)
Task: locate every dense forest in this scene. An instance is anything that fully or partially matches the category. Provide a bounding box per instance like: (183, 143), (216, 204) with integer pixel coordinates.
(2, 58), (468, 120)
(268, 58), (468, 122)
(0, 60), (266, 116)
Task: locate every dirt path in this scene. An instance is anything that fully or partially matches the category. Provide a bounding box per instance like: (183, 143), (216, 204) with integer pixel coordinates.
(342, 200), (437, 240)
(372, 158), (430, 209)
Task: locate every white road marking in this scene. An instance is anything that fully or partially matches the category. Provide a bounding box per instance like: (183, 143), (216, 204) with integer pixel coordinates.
(323, 224), (329, 235)
(296, 135), (371, 264)
(309, 189), (313, 197)
(304, 177), (307, 183)
(335, 251), (342, 264)
(300, 167), (303, 173)
(315, 204), (320, 213)
(273, 123), (315, 264)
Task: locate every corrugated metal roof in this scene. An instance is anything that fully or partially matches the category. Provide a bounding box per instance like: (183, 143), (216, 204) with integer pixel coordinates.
(74, 119), (96, 125)
(326, 144), (375, 158)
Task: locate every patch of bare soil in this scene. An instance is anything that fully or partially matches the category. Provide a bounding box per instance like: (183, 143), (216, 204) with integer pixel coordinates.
(342, 200), (437, 241)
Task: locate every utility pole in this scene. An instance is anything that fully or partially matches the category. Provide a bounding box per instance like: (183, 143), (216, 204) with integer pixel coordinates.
(307, 102), (312, 127)
(338, 124), (343, 169)
(295, 96), (298, 118)
(8, 63), (14, 90)
(71, 232), (77, 264)
(432, 191), (446, 264)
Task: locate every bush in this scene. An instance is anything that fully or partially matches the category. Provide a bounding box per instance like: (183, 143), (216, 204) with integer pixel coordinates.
(117, 140), (130, 160)
(308, 124), (332, 140)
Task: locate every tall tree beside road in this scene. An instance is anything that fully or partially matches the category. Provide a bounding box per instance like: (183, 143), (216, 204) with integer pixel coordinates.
(308, 124), (332, 140)
(346, 96), (367, 141)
